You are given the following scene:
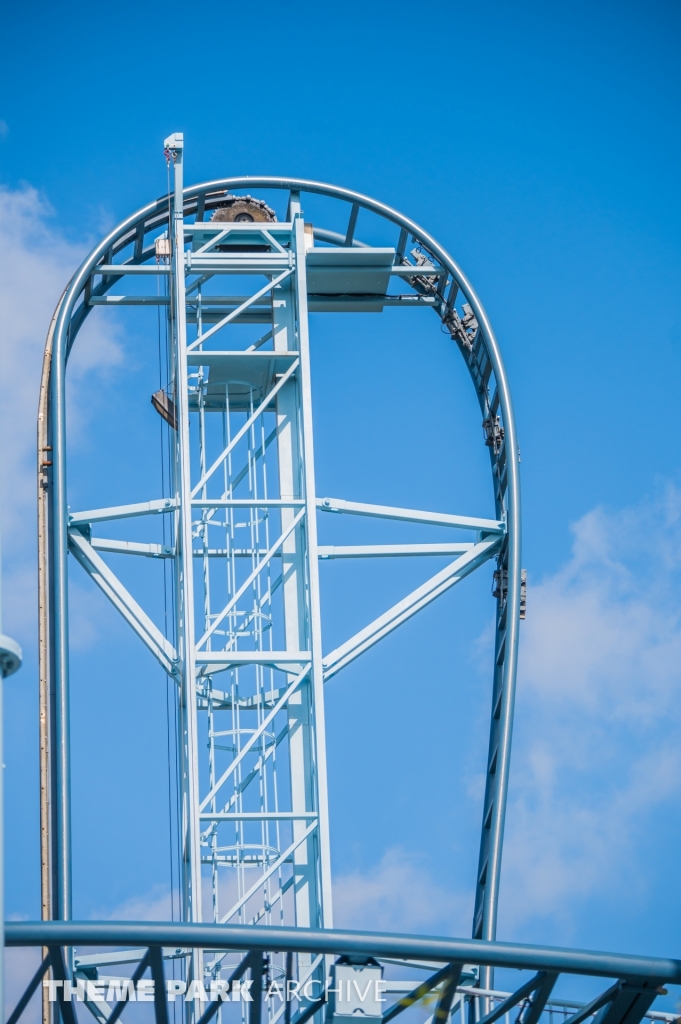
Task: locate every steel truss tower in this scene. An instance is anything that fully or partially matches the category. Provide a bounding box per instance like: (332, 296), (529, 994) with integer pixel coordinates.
(39, 133), (521, 993)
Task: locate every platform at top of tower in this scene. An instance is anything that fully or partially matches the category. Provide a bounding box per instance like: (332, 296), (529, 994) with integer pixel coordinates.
(187, 220), (400, 312)
(187, 350), (298, 412)
(306, 247), (395, 310)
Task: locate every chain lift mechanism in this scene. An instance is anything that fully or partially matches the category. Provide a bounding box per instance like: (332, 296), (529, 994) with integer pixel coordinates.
(37, 134), (522, 1004)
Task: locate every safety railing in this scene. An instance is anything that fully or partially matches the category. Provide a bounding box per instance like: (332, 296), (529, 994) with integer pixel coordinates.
(5, 923), (680, 1024)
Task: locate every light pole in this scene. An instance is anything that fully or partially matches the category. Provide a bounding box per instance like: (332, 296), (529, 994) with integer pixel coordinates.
(0, 551), (23, 1009)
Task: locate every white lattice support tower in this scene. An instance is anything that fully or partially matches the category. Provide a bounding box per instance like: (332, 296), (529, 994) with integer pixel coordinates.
(38, 136), (522, 1006)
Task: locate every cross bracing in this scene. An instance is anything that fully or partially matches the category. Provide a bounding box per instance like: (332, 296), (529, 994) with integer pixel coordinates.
(38, 135), (522, 1006)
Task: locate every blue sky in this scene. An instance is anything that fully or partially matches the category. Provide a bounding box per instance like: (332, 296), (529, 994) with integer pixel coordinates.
(1, 0), (681, 1002)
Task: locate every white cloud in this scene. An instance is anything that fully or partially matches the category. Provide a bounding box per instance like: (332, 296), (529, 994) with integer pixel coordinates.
(499, 487), (681, 935)
(0, 183), (122, 639)
(88, 849), (468, 940)
(327, 493), (681, 944)
(0, 181), (94, 994)
(333, 847), (469, 935)
(98, 884), (173, 922)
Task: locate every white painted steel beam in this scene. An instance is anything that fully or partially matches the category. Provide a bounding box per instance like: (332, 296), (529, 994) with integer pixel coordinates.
(318, 543), (473, 558)
(194, 651), (311, 667)
(90, 538), (174, 558)
(191, 498), (304, 508)
(69, 497), (177, 525)
(199, 812), (318, 821)
(317, 496), (505, 533)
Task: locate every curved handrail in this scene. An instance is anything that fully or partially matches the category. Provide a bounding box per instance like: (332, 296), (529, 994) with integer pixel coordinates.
(6, 921), (680, 983)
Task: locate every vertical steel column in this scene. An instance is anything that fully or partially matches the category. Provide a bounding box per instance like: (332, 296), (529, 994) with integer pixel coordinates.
(291, 213), (333, 927)
(165, 133), (203, 991)
(271, 192), (330, 934)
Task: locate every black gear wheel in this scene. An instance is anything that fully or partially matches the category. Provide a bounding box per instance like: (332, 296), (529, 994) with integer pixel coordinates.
(211, 196), (276, 223)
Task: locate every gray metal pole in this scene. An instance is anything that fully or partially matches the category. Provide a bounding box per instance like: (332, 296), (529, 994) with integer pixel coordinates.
(164, 131), (205, 996)
(0, 475), (24, 1014)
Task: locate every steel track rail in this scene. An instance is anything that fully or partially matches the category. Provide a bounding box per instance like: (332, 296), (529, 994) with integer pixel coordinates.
(41, 177), (521, 976)
(6, 922), (681, 982)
